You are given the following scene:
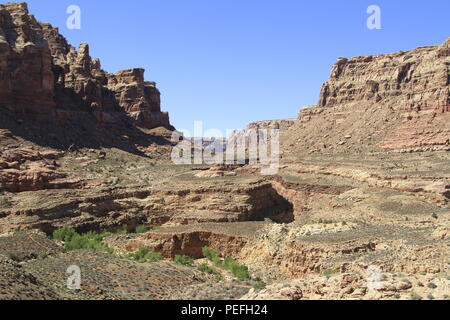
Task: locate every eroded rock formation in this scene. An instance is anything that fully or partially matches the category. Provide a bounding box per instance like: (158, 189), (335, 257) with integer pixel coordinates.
(0, 2), (172, 129)
(285, 38), (450, 155)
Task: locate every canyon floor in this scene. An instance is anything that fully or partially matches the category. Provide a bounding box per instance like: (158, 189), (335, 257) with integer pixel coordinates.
(0, 128), (448, 300)
(0, 2), (449, 301)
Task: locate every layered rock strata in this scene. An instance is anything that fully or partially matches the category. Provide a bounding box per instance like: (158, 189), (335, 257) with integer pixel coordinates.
(0, 2), (172, 129)
(285, 38), (450, 155)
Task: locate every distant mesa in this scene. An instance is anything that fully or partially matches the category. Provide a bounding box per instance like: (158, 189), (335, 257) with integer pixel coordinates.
(285, 36), (450, 155)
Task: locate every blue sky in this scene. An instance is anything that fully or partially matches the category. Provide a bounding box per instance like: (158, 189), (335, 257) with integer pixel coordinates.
(16, 0), (450, 136)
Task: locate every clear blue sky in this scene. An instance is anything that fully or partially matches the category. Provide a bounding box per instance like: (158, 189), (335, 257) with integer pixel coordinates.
(15, 0), (450, 135)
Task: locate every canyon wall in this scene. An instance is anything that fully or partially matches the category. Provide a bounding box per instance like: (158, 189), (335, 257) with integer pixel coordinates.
(285, 38), (450, 155)
(0, 2), (172, 129)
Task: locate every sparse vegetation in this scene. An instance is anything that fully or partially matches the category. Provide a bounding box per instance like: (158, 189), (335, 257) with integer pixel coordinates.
(197, 263), (222, 280)
(222, 257), (251, 280)
(52, 227), (77, 242)
(323, 269), (337, 278)
(202, 246), (251, 280)
(173, 255), (194, 266)
(427, 282), (437, 289)
(253, 278), (266, 291)
(51, 227), (129, 254)
(202, 246), (218, 261)
(318, 219), (336, 225)
(63, 232), (113, 254)
(126, 248), (163, 263)
(5, 251), (20, 262)
(410, 292), (423, 300)
(202, 246), (222, 266)
(135, 225), (148, 234)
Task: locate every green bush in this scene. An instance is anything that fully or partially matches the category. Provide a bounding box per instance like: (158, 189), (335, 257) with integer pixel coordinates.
(173, 255), (194, 266)
(135, 225), (148, 234)
(197, 263), (223, 281)
(222, 257), (250, 280)
(223, 257), (236, 270)
(230, 264), (251, 280)
(52, 227), (77, 242)
(198, 263), (220, 275)
(127, 248), (163, 263)
(202, 246), (218, 260)
(202, 247), (223, 267)
(52, 228), (115, 254)
(202, 247), (251, 280)
(64, 233), (113, 254)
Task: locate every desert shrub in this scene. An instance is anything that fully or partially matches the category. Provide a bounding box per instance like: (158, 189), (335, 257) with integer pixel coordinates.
(253, 278), (266, 291)
(64, 233), (113, 254)
(202, 246), (218, 261)
(5, 251), (20, 262)
(202, 247), (251, 280)
(127, 248), (163, 263)
(135, 225), (148, 234)
(427, 282), (437, 289)
(231, 264), (251, 280)
(322, 269), (337, 277)
(52, 227), (77, 242)
(222, 257), (250, 280)
(198, 263), (220, 275)
(173, 255), (194, 266)
(145, 252), (164, 262)
(410, 292), (423, 300)
(223, 257), (236, 270)
(53, 228), (114, 254)
(202, 247), (223, 266)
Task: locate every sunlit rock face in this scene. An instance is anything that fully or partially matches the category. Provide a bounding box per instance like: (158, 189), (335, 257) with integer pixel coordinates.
(0, 2), (173, 129)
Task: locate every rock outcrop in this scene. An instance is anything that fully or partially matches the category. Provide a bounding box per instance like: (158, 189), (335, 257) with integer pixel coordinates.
(285, 38), (450, 155)
(0, 2), (172, 129)
(0, 3), (55, 116)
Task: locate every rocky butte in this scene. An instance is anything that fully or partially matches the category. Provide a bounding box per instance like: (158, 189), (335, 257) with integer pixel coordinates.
(282, 37), (450, 156)
(0, 2), (449, 301)
(0, 2), (172, 129)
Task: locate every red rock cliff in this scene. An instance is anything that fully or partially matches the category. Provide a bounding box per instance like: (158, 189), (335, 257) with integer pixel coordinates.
(0, 2), (173, 130)
(286, 38), (450, 154)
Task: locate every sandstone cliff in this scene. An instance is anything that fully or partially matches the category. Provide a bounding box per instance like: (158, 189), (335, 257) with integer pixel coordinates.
(0, 2), (172, 130)
(284, 38), (450, 156)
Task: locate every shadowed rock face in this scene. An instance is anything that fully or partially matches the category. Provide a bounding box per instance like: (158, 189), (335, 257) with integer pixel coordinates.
(0, 3), (55, 115)
(0, 2), (173, 130)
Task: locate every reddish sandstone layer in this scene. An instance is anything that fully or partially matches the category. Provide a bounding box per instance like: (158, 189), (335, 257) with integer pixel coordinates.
(286, 38), (450, 154)
(0, 2), (172, 130)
